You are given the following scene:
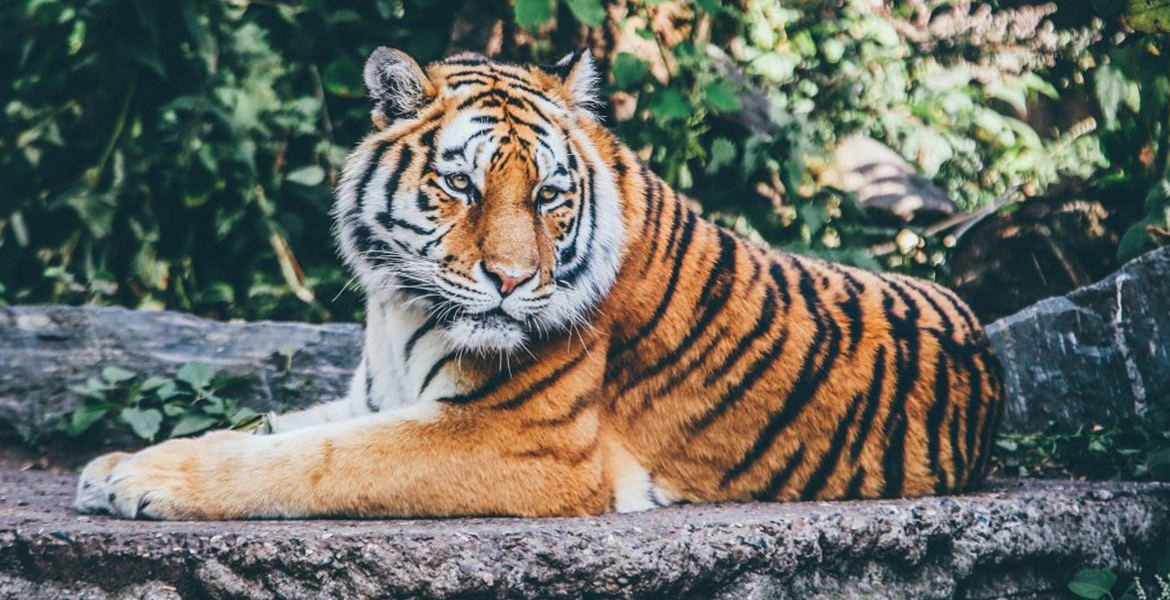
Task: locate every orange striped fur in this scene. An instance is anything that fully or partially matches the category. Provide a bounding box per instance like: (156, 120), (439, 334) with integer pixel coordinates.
(75, 49), (1005, 520)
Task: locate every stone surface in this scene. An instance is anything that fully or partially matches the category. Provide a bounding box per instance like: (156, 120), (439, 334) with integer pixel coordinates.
(986, 246), (1170, 433)
(1, 463), (1167, 600)
(0, 305), (362, 442)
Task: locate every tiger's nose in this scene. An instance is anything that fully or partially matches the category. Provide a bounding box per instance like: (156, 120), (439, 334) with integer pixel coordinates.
(483, 264), (535, 296)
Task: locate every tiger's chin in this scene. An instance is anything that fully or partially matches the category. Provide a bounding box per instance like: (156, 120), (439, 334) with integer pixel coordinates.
(444, 311), (529, 353)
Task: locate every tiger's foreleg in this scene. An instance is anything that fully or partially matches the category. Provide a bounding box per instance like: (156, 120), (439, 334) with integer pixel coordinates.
(75, 402), (609, 519)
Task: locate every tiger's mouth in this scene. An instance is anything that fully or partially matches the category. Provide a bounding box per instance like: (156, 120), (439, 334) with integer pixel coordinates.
(443, 307), (529, 352)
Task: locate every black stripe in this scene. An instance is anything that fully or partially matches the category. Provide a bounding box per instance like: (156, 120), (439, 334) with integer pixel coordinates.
(689, 305), (788, 437)
(960, 353), (984, 487)
(926, 352), (951, 493)
(350, 143), (392, 219)
(800, 390), (865, 500)
(363, 358), (378, 413)
(752, 445), (806, 500)
(404, 316), (439, 362)
(702, 281), (778, 386)
(843, 468), (866, 500)
(491, 349), (588, 411)
(436, 355), (538, 406)
(877, 280), (923, 498)
(419, 351), (458, 396)
(610, 208), (697, 356)
(643, 326), (729, 410)
(376, 213), (437, 236)
(850, 345), (888, 461)
(719, 259), (843, 488)
(616, 229), (737, 395)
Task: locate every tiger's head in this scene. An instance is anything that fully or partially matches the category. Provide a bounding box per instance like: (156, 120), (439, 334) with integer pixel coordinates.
(334, 48), (625, 353)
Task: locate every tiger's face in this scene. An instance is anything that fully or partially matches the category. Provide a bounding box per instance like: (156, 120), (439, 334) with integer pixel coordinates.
(335, 49), (625, 353)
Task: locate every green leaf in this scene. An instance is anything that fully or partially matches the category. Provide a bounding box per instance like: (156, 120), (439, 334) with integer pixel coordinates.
(69, 405), (109, 436)
(120, 407), (163, 440)
(1068, 569), (1118, 599)
(140, 376), (172, 391)
(1095, 65), (1140, 130)
(177, 362), (216, 391)
(1148, 448), (1170, 481)
(170, 414), (219, 438)
(1127, 0), (1170, 32)
(611, 53), (649, 91)
(102, 366), (137, 384)
(706, 138), (737, 174)
(156, 380), (181, 401)
(321, 60), (364, 98)
(647, 89), (691, 122)
(230, 407), (261, 427)
(286, 165), (326, 186)
(565, 0), (606, 27)
(704, 80), (742, 113)
(514, 0), (554, 30)
(694, 0), (724, 13)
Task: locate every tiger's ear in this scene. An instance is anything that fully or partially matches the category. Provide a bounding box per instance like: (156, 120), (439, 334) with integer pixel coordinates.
(550, 50), (600, 115)
(363, 47), (435, 129)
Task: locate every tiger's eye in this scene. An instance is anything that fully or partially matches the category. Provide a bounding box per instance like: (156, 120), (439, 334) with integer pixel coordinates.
(446, 173), (471, 191)
(538, 186), (559, 202)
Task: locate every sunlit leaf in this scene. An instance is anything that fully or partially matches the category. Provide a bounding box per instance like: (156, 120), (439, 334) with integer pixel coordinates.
(120, 407), (164, 441)
(565, 0), (605, 27)
(177, 362), (216, 391)
(170, 414), (218, 438)
(704, 80), (742, 113)
(648, 89), (690, 122)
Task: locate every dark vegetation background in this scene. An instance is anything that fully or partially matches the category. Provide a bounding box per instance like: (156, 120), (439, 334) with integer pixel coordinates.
(2, 0), (1167, 325)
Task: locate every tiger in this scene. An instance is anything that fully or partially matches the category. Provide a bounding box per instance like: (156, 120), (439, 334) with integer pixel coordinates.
(75, 47), (1005, 520)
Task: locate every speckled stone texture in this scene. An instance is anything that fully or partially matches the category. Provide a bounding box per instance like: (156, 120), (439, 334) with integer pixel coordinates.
(1, 467), (1167, 600)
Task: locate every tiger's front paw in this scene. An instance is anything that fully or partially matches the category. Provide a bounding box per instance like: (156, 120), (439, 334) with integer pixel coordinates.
(75, 451), (132, 514)
(94, 430), (247, 520)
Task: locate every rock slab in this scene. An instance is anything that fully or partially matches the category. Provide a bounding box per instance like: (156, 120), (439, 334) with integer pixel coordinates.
(1, 465), (1168, 600)
(0, 305), (362, 442)
(986, 246), (1170, 432)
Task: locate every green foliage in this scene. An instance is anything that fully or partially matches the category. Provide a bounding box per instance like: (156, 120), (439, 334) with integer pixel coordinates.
(1070, 569), (1120, 600)
(1, 0), (457, 322)
(65, 362), (261, 444)
(1067, 545), (1170, 600)
(994, 412), (1170, 481)
(1, 0), (1167, 321)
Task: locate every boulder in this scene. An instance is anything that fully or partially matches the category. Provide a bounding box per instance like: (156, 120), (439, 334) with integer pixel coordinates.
(0, 305), (361, 443)
(986, 246), (1170, 433)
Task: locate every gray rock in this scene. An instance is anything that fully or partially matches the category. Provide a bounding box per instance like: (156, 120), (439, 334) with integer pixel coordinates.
(987, 246), (1170, 433)
(0, 305), (362, 442)
(825, 136), (959, 223)
(1, 467), (1167, 600)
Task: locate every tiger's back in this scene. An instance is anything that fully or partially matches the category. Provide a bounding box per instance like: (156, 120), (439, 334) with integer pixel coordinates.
(597, 192), (1005, 503)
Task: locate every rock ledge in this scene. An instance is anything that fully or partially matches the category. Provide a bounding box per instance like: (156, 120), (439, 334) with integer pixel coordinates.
(2, 466), (1167, 600)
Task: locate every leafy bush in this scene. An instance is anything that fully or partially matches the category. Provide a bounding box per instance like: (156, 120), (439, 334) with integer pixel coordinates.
(1, 0), (1166, 322)
(67, 362), (261, 444)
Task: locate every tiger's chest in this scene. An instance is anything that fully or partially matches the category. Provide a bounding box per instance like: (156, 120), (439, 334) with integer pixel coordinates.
(360, 301), (463, 412)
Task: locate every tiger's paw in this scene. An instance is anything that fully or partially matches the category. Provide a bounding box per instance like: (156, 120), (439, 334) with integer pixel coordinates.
(77, 431), (247, 520)
(75, 451), (132, 514)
